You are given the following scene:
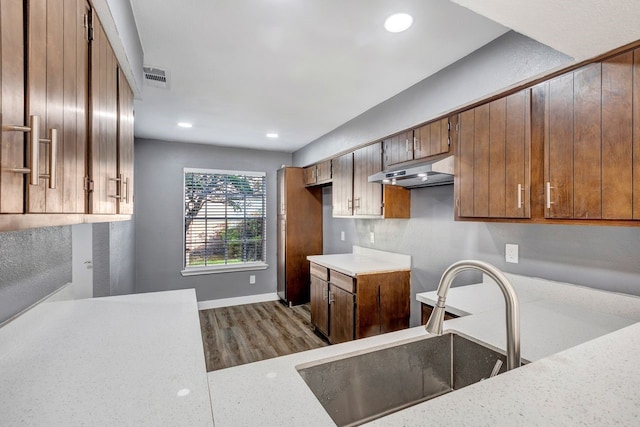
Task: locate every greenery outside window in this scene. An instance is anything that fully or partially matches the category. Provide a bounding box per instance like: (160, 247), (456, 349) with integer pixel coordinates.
(181, 168), (267, 275)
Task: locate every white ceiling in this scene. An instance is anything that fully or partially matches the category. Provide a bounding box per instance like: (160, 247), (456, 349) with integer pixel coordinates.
(130, 0), (640, 153)
(129, 0), (508, 152)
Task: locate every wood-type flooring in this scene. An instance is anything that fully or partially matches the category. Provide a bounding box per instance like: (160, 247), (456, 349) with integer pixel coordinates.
(199, 301), (328, 372)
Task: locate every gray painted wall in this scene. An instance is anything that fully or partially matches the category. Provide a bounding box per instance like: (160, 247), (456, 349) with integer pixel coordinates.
(299, 32), (640, 327)
(322, 186), (640, 326)
(134, 138), (291, 301)
(293, 31), (573, 166)
(0, 227), (72, 323)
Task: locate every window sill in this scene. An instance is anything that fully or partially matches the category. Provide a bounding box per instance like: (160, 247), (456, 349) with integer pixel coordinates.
(180, 262), (269, 276)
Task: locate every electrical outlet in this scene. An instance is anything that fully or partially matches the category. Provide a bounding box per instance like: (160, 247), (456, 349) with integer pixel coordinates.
(505, 244), (519, 264)
(370, 231), (375, 244)
(341, 231), (345, 241)
(249, 275), (256, 284)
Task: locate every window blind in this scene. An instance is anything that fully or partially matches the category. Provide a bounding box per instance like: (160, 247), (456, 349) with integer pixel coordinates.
(183, 169), (266, 269)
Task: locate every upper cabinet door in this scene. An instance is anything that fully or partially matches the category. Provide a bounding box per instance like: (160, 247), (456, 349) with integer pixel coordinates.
(89, 11), (119, 214)
(26, 0), (89, 213)
(0, 0), (25, 213)
(457, 89), (531, 219)
(413, 117), (450, 160)
(332, 152), (353, 216)
(353, 143), (382, 216)
(544, 51), (637, 220)
(117, 69), (134, 214)
(383, 130), (413, 168)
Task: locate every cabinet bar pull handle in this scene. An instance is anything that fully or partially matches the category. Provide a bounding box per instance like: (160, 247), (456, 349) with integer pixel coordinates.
(108, 176), (122, 199)
(2, 115), (40, 185)
(545, 182), (554, 209)
(517, 184), (523, 209)
(413, 136), (419, 152)
(38, 128), (57, 189)
(406, 138), (411, 153)
(123, 176), (129, 204)
(348, 198), (352, 210)
(328, 290), (335, 304)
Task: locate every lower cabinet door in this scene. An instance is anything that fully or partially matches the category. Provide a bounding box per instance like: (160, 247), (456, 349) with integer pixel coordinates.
(310, 276), (329, 336)
(329, 285), (355, 344)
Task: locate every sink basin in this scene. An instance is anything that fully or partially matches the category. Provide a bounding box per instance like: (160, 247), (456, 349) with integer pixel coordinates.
(297, 332), (510, 426)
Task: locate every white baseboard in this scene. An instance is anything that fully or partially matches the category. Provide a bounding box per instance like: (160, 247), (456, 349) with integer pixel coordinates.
(197, 292), (280, 310)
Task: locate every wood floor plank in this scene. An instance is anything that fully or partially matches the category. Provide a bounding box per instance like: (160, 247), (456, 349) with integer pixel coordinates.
(199, 301), (328, 372)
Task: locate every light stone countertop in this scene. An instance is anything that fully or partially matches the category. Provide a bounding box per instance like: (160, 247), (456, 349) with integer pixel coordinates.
(0, 289), (213, 426)
(207, 274), (640, 426)
(307, 245), (411, 276)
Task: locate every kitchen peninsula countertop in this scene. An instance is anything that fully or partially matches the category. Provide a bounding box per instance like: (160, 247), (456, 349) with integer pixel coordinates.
(208, 273), (640, 426)
(307, 246), (411, 276)
(0, 289), (213, 426)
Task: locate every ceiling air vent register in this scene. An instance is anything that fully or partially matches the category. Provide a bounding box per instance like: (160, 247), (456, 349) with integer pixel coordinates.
(143, 66), (170, 89)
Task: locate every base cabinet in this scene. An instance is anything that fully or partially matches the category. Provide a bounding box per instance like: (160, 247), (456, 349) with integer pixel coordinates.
(310, 263), (410, 344)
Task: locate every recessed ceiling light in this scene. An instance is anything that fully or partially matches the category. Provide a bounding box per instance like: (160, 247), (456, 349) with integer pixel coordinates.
(266, 133), (279, 138)
(384, 13), (413, 33)
(177, 122), (192, 128)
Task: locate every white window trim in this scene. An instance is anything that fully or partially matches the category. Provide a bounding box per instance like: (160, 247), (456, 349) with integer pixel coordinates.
(180, 262), (269, 276)
(182, 168), (267, 274)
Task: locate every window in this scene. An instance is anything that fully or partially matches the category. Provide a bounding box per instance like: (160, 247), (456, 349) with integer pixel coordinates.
(182, 168), (267, 275)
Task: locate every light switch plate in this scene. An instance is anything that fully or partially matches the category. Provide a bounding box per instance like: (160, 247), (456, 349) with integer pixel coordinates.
(249, 275), (256, 284)
(341, 231), (345, 241)
(370, 231), (375, 244)
(505, 244), (519, 264)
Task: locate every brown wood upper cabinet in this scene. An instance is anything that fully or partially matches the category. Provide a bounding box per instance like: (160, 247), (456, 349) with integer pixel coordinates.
(0, 0), (25, 214)
(0, 0), (89, 214)
(303, 159), (331, 186)
(89, 12), (119, 214)
(383, 118), (452, 169)
(332, 143), (410, 218)
(117, 68), (135, 214)
(457, 89), (531, 219)
(542, 49), (640, 221)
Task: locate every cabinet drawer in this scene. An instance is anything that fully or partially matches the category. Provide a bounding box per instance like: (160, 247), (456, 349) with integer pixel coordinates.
(330, 270), (355, 293)
(310, 263), (328, 281)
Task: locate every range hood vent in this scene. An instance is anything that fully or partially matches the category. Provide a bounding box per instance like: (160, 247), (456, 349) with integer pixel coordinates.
(368, 156), (454, 189)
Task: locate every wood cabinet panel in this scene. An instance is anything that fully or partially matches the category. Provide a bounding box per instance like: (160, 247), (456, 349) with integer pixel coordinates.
(329, 285), (355, 344)
(117, 69), (134, 214)
(353, 143), (382, 216)
(383, 131), (412, 168)
(276, 167), (322, 306)
(488, 97), (506, 218)
(414, 118), (450, 160)
(602, 51), (633, 220)
(457, 90), (530, 219)
(458, 110), (475, 217)
(329, 270), (354, 293)
(310, 276), (329, 336)
(316, 160), (331, 184)
(573, 63), (602, 219)
(546, 74), (574, 218)
(89, 13), (118, 214)
(0, 0), (25, 213)
(505, 90), (530, 218)
(25, 0), (88, 214)
(332, 152), (353, 216)
(304, 160), (332, 186)
(473, 104), (490, 217)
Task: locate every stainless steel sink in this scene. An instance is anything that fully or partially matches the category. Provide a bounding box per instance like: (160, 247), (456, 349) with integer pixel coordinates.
(297, 332), (510, 426)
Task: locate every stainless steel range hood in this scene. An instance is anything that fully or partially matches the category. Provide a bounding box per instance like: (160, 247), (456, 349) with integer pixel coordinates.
(368, 155), (454, 188)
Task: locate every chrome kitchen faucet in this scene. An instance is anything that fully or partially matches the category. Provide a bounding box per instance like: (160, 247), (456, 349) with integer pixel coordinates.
(425, 260), (521, 371)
